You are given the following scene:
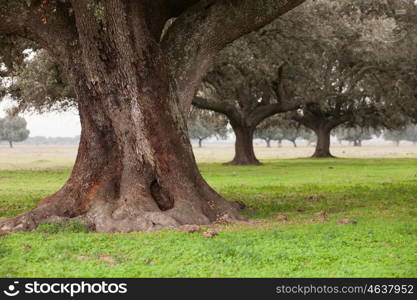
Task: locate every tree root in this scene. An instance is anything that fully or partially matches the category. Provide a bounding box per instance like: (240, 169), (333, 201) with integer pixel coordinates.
(0, 197), (246, 235)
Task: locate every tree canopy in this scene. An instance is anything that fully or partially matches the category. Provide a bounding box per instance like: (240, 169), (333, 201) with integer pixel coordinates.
(0, 114), (30, 148)
(1, 50), (75, 113)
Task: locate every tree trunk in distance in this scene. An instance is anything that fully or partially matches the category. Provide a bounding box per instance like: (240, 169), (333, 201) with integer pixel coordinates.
(312, 127), (334, 158)
(8, 140), (13, 148)
(266, 139), (271, 148)
(225, 124), (261, 165)
(198, 139), (203, 148)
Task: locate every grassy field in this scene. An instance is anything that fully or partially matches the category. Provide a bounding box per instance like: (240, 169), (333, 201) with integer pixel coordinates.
(0, 149), (416, 277)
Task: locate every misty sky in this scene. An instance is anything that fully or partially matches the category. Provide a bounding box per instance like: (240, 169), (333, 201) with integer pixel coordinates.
(0, 99), (81, 137)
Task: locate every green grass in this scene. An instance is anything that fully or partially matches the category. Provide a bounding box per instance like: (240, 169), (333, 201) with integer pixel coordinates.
(0, 158), (417, 277)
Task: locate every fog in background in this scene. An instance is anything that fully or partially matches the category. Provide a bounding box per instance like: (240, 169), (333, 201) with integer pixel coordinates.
(0, 97), (415, 146)
(0, 97), (81, 138)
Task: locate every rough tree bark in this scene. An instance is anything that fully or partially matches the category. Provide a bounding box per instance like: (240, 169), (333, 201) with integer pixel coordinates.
(293, 105), (350, 158)
(0, 0), (305, 233)
(1, 37), (242, 233)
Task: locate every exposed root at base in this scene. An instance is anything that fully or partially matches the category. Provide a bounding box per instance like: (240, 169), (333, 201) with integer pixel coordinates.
(0, 200), (246, 236)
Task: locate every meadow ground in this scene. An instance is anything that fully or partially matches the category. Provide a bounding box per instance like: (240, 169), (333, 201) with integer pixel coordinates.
(0, 144), (416, 277)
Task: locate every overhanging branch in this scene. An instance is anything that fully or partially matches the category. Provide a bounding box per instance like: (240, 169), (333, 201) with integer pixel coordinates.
(0, 1), (77, 61)
(161, 0), (307, 114)
(249, 101), (301, 126)
(192, 95), (240, 121)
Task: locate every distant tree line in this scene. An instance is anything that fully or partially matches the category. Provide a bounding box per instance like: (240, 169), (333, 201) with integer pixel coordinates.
(0, 113), (79, 147)
(383, 125), (417, 146)
(254, 116), (313, 148)
(187, 108), (228, 148)
(22, 135), (80, 146)
(189, 109), (417, 149)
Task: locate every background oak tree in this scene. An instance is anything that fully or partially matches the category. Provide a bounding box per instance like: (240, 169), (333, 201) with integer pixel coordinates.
(193, 24), (302, 165)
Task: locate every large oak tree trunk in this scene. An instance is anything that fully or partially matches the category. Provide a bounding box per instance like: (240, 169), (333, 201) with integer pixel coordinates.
(0, 73), (243, 233)
(312, 127), (334, 158)
(225, 123), (261, 166)
(0, 4), (243, 233)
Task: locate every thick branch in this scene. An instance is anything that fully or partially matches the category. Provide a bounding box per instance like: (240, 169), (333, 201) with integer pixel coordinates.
(192, 96), (240, 121)
(249, 101), (301, 127)
(295, 111), (352, 132)
(162, 0), (307, 114)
